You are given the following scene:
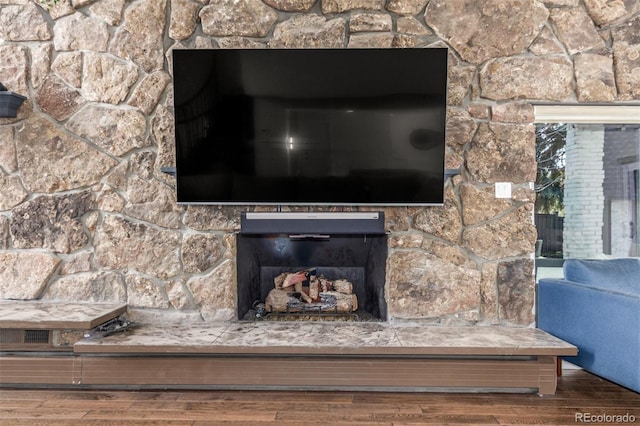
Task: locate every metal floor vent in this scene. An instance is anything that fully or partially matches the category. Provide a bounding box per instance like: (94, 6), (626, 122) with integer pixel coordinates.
(0, 329), (51, 346)
(24, 329), (51, 344)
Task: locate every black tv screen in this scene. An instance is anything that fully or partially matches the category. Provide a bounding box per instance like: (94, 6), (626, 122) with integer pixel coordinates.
(172, 48), (448, 205)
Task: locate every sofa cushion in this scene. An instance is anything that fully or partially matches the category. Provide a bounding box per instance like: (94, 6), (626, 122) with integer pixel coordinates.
(563, 258), (640, 295)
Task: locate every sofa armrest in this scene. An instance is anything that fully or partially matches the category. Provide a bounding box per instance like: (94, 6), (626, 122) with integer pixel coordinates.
(537, 278), (640, 393)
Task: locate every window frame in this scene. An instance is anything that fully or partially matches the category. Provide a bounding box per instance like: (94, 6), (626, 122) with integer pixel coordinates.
(533, 105), (640, 124)
(533, 104), (640, 260)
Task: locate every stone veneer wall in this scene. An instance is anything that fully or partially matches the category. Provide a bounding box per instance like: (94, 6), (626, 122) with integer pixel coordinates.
(0, 0), (639, 325)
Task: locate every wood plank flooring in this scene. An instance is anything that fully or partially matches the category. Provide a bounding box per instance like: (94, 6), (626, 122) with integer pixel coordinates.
(1, 369), (638, 425)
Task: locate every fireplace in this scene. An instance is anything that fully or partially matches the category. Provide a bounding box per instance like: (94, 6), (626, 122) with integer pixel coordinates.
(236, 212), (388, 321)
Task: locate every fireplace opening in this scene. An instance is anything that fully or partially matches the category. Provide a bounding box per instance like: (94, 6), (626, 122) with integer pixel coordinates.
(237, 213), (388, 321)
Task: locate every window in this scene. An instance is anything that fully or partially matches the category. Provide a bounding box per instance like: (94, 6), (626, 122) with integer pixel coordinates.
(533, 106), (640, 261)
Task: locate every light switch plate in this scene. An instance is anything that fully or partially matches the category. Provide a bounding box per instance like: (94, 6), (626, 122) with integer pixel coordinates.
(495, 182), (512, 199)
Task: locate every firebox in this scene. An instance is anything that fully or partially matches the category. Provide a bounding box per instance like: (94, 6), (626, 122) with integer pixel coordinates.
(237, 212), (388, 321)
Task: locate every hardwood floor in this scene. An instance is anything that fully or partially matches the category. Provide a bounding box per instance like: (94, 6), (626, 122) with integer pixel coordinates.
(0, 369), (638, 425)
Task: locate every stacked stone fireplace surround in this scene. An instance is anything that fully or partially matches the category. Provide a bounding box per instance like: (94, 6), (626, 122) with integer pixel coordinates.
(0, 0), (639, 328)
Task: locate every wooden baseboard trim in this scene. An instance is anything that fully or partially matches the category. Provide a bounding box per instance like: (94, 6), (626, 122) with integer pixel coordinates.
(0, 354), (558, 395)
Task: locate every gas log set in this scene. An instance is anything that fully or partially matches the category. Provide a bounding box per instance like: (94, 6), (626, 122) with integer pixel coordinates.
(264, 268), (358, 315)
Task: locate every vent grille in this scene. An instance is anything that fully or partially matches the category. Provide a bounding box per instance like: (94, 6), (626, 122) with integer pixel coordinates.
(24, 329), (51, 344)
(0, 329), (51, 345)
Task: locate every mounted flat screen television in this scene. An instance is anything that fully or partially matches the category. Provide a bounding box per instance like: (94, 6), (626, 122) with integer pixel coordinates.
(172, 48), (448, 205)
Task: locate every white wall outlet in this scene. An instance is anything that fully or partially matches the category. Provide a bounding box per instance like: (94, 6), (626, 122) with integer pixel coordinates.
(495, 182), (512, 199)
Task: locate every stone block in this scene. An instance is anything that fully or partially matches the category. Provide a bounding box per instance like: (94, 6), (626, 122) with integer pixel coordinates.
(0, 252), (60, 300)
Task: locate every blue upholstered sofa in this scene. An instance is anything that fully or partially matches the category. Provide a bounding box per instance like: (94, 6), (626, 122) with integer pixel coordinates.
(537, 258), (640, 393)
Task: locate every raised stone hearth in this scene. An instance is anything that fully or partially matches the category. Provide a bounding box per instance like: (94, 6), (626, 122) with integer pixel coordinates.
(74, 321), (576, 359)
(0, 301), (577, 394)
